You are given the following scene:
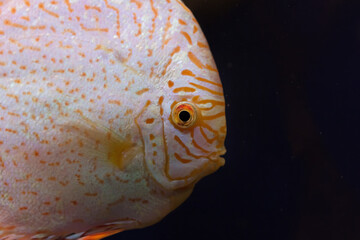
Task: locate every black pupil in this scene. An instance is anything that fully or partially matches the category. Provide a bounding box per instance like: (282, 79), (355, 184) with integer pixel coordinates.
(179, 111), (191, 122)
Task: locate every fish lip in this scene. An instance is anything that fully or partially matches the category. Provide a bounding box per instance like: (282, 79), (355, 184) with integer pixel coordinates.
(210, 148), (226, 164)
(218, 148), (226, 156)
(209, 153), (226, 167)
(215, 156), (225, 167)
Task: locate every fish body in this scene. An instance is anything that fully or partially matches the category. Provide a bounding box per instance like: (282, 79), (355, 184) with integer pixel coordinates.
(0, 0), (226, 239)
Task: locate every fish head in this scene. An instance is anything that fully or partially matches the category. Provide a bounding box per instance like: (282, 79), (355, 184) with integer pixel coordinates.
(136, 35), (226, 191)
(162, 76), (227, 189)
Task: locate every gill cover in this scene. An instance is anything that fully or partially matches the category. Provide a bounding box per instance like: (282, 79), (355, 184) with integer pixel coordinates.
(136, 96), (225, 190)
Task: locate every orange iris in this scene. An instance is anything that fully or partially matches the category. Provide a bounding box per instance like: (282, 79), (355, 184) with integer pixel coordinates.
(171, 102), (197, 128)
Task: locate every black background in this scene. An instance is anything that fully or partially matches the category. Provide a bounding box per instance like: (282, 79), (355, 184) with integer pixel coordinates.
(108, 0), (360, 239)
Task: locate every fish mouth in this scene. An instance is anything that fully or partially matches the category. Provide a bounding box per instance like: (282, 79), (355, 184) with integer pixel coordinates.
(209, 147), (226, 166)
(209, 156), (225, 167)
(217, 156), (225, 167)
(209, 150), (226, 167)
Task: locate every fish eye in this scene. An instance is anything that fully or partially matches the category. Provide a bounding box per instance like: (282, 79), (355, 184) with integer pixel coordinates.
(171, 102), (197, 128)
(179, 111), (191, 122)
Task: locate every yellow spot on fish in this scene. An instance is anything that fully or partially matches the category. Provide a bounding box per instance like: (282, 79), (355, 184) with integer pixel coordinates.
(107, 136), (137, 170)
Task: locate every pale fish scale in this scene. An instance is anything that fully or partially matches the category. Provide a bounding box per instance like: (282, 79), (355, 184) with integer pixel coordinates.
(0, 0), (226, 239)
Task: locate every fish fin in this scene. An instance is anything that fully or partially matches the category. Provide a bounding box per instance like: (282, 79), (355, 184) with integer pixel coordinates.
(79, 229), (123, 240)
(56, 112), (140, 171)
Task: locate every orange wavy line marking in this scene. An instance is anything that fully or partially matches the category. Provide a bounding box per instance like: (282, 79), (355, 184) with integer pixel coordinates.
(63, 28), (76, 35)
(64, 0), (73, 12)
(59, 41), (73, 49)
(195, 77), (222, 87)
(178, 19), (187, 25)
(158, 96), (164, 115)
(23, 0), (30, 6)
(162, 16), (172, 48)
(130, 0), (142, 8)
(175, 0), (191, 13)
(193, 25), (198, 34)
(0, 157), (4, 168)
(0, 103), (7, 110)
(193, 98), (225, 110)
(107, 196), (125, 208)
(191, 130), (210, 153)
(149, 0), (158, 39)
(29, 25), (46, 30)
(136, 88), (149, 95)
(200, 121), (219, 137)
(189, 82), (223, 96)
(80, 24), (108, 33)
(84, 5), (101, 12)
(38, 3), (59, 18)
(181, 70), (221, 86)
(162, 46), (180, 75)
(174, 135), (205, 159)
(108, 100), (121, 106)
(6, 94), (19, 103)
(145, 118), (154, 124)
(0, 84), (8, 90)
(199, 127), (216, 144)
(20, 16), (30, 21)
(162, 116), (173, 179)
(188, 51), (204, 69)
(202, 112), (225, 120)
(158, 99), (191, 181)
(4, 19), (28, 30)
(166, 151), (212, 181)
(181, 69), (196, 77)
(133, 13), (142, 37)
(104, 0), (120, 38)
(147, 49), (153, 57)
(134, 100), (151, 165)
(197, 41), (209, 48)
(173, 87), (196, 93)
(170, 46), (181, 56)
(174, 153), (191, 163)
(180, 31), (192, 45)
(205, 64), (218, 72)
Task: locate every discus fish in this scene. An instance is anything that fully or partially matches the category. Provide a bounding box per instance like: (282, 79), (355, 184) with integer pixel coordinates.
(0, 0), (226, 239)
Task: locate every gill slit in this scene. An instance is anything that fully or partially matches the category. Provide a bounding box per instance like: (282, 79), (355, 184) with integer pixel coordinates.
(135, 100), (151, 168)
(160, 99), (207, 181)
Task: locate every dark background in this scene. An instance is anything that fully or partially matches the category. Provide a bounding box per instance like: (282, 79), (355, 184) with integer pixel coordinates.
(108, 0), (360, 239)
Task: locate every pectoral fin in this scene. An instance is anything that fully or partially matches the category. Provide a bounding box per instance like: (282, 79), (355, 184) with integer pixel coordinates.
(58, 114), (139, 171)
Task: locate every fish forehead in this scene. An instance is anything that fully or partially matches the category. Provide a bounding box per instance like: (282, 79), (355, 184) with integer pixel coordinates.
(0, 0), (219, 117)
(0, 0), (221, 237)
(0, 0), (215, 80)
